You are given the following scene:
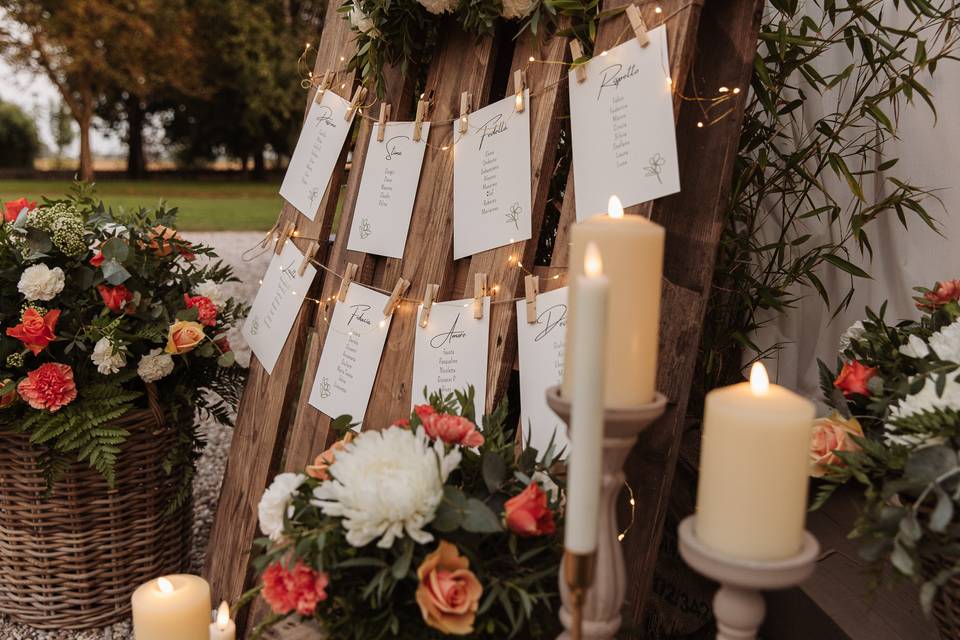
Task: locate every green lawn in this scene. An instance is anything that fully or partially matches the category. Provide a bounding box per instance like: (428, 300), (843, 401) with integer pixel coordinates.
(0, 179), (283, 231)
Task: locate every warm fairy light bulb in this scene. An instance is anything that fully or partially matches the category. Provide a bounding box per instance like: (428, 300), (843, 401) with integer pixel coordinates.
(378, 319), (386, 329)
(216, 601), (231, 629)
(340, 56), (345, 62)
(618, 533), (625, 541)
(697, 121), (704, 128)
(732, 87), (741, 94)
(305, 42), (311, 49)
(655, 5), (663, 13)
(441, 145), (450, 151)
(529, 56), (535, 62)
(157, 577), (175, 594)
(608, 195), (624, 219)
(750, 362), (770, 396)
(719, 86), (729, 93)
(584, 242), (603, 277)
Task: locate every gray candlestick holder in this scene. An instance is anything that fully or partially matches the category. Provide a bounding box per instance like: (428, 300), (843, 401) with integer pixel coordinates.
(546, 385), (668, 640)
(677, 516), (820, 640)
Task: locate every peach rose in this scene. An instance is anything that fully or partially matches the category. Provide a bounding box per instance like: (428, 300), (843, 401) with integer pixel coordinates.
(146, 225), (194, 260)
(833, 360), (877, 398)
(810, 412), (864, 478)
(165, 320), (206, 354)
(415, 541), (483, 636)
(306, 432), (355, 481)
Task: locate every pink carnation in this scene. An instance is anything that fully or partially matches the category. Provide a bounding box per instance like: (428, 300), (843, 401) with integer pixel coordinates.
(421, 413), (485, 448)
(17, 363), (77, 412)
(262, 561), (330, 617)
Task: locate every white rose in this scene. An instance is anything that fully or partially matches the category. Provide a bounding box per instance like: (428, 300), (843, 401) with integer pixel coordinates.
(91, 337), (127, 375)
(194, 280), (228, 309)
(258, 472), (307, 542)
(500, 0), (535, 19)
(418, 0), (457, 15)
(350, 4), (379, 36)
(137, 348), (175, 383)
(17, 264), (65, 302)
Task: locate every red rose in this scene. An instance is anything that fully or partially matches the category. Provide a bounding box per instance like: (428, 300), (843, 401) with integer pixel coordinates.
(6, 308), (60, 355)
(4, 197), (36, 223)
(97, 284), (135, 314)
(261, 561), (329, 616)
(17, 363), (77, 412)
(833, 360), (878, 397)
(504, 483), (556, 537)
(184, 294), (217, 326)
(89, 251), (105, 267)
(421, 413), (485, 448)
(919, 280), (960, 310)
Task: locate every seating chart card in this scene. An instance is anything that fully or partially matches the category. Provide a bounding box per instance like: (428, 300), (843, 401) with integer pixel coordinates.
(279, 90), (355, 220)
(412, 298), (491, 413)
(453, 92), (532, 259)
(347, 121), (431, 259)
(308, 284), (392, 427)
(568, 26), (679, 220)
(242, 241), (317, 374)
(516, 287), (569, 454)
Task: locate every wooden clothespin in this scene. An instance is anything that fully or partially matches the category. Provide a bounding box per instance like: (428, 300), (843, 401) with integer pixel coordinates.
(419, 283), (440, 328)
(625, 4), (651, 47)
(337, 262), (359, 302)
(376, 103), (391, 142)
(383, 277), (411, 316)
(345, 86), (368, 121)
(514, 69), (526, 113)
(314, 69), (333, 103)
(275, 221), (295, 255)
(260, 220), (280, 248)
(524, 275), (539, 324)
(298, 241), (320, 276)
(473, 273), (487, 320)
(459, 91), (472, 135)
(413, 99), (428, 142)
(569, 41), (588, 84)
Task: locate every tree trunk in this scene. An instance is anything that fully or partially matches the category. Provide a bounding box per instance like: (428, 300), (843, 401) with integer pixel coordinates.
(126, 98), (147, 179)
(253, 148), (266, 181)
(77, 90), (95, 182)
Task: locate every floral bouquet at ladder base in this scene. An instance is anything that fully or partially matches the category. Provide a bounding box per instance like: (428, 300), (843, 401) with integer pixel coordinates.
(0, 190), (248, 497)
(811, 279), (960, 616)
(250, 387), (565, 639)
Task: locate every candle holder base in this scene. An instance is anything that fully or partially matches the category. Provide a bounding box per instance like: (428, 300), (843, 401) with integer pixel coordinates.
(546, 386), (668, 640)
(677, 516), (819, 640)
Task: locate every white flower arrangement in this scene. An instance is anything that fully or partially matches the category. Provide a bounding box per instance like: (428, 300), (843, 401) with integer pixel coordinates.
(258, 472), (307, 542)
(17, 263), (65, 302)
(90, 337), (127, 375)
(137, 348), (175, 383)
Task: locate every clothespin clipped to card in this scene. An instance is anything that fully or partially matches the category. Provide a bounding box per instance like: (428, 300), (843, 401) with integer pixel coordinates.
(298, 241), (319, 276)
(376, 103), (391, 142)
(514, 69), (526, 113)
(338, 262), (359, 302)
(473, 273), (487, 320)
(569, 41), (588, 84)
(383, 277), (411, 317)
(459, 92), (472, 135)
(260, 220), (280, 248)
(345, 86), (368, 121)
(524, 275), (539, 324)
(314, 69), (333, 103)
(413, 98), (428, 142)
(625, 4), (650, 47)
(419, 283), (440, 328)
(275, 221), (295, 255)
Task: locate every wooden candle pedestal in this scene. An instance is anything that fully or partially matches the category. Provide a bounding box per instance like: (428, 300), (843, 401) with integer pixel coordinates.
(677, 516), (819, 640)
(546, 385), (667, 640)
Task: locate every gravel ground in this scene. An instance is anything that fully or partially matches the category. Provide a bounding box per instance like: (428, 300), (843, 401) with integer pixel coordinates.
(0, 232), (273, 640)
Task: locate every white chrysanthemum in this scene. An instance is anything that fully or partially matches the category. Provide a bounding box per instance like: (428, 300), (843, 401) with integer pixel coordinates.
(91, 338), (127, 375)
(258, 472), (307, 542)
(17, 263), (65, 301)
(884, 375), (960, 446)
(137, 348), (175, 383)
(311, 426), (461, 549)
(194, 280), (228, 308)
(929, 319), (960, 364)
(350, 3), (379, 36)
(899, 334), (930, 359)
(418, 0), (457, 15)
(500, 0), (535, 19)
(838, 320), (865, 352)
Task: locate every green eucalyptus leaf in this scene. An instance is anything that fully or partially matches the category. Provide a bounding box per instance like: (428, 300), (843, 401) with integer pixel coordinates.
(462, 498), (502, 533)
(482, 452), (507, 494)
(930, 487), (954, 533)
(101, 260), (131, 285)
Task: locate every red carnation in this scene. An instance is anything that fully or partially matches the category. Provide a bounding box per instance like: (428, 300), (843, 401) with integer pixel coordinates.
(834, 360), (878, 398)
(4, 197), (36, 223)
(97, 284), (135, 314)
(262, 561), (329, 616)
(184, 294), (218, 327)
(6, 308), (60, 355)
(504, 483), (556, 537)
(17, 363), (77, 412)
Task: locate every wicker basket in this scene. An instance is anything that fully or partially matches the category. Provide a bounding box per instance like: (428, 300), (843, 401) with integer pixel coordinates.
(925, 556), (960, 640)
(0, 386), (192, 629)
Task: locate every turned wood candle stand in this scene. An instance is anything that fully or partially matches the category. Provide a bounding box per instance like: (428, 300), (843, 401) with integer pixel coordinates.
(546, 385), (668, 640)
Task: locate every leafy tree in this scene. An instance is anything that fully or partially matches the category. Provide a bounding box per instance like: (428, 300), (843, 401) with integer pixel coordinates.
(48, 98), (74, 168)
(0, 100), (39, 168)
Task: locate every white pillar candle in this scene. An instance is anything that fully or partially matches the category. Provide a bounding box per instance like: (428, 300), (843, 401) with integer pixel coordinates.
(131, 575), (211, 640)
(209, 601), (236, 640)
(565, 242), (609, 554)
(695, 363), (816, 560)
(562, 196), (664, 408)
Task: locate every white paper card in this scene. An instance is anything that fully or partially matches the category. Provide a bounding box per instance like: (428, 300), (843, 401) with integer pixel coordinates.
(453, 92), (532, 259)
(308, 284), (392, 427)
(412, 298), (490, 412)
(242, 241), (317, 374)
(347, 121), (430, 258)
(516, 287), (568, 455)
(279, 91), (355, 220)
(568, 26), (679, 220)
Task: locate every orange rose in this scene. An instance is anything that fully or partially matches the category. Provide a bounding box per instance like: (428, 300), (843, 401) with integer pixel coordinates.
(165, 320), (206, 354)
(833, 360), (877, 397)
(6, 308), (60, 355)
(415, 541), (483, 636)
(306, 432), (355, 481)
(504, 482), (556, 537)
(810, 412), (864, 478)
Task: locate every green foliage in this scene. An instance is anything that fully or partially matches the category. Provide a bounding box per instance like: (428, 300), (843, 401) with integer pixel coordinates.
(0, 101), (39, 168)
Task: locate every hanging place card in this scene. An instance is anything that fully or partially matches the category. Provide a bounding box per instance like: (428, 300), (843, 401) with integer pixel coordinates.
(568, 25), (679, 220)
(347, 121), (431, 258)
(516, 287), (569, 454)
(453, 92), (532, 259)
(279, 90), (355, 220)
(412, 297), (490, 413)
(308, 284), (392, 427)
(242, 241), (318, 374)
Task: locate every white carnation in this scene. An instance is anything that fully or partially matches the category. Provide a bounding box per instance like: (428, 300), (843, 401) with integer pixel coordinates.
(500, 0), (535, 19)
(899, 334), (930, 359)
(194, 280), (228, 309)
(929, 319), (960, 364)
(91, 338), (127, 375)
(838, 320), (865, 352)
(17, 263), (65, 302)
(350, 3), (379, 36)
(311, 426), (461, 549)
(137, 348), (175, 383)
(258, 472), (307, 542)
(418, 0), (457, 15)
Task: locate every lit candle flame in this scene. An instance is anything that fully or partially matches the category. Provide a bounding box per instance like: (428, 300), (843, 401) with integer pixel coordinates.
(608, 195), (624, 219)
(216, 601), (231, 629)
(157, 577), (174, 594)
(750, 362), (769, 396)
(584, 242), (603, 277)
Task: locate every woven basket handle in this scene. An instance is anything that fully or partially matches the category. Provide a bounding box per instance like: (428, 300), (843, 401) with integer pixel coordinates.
(144, 383), (165, 427)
